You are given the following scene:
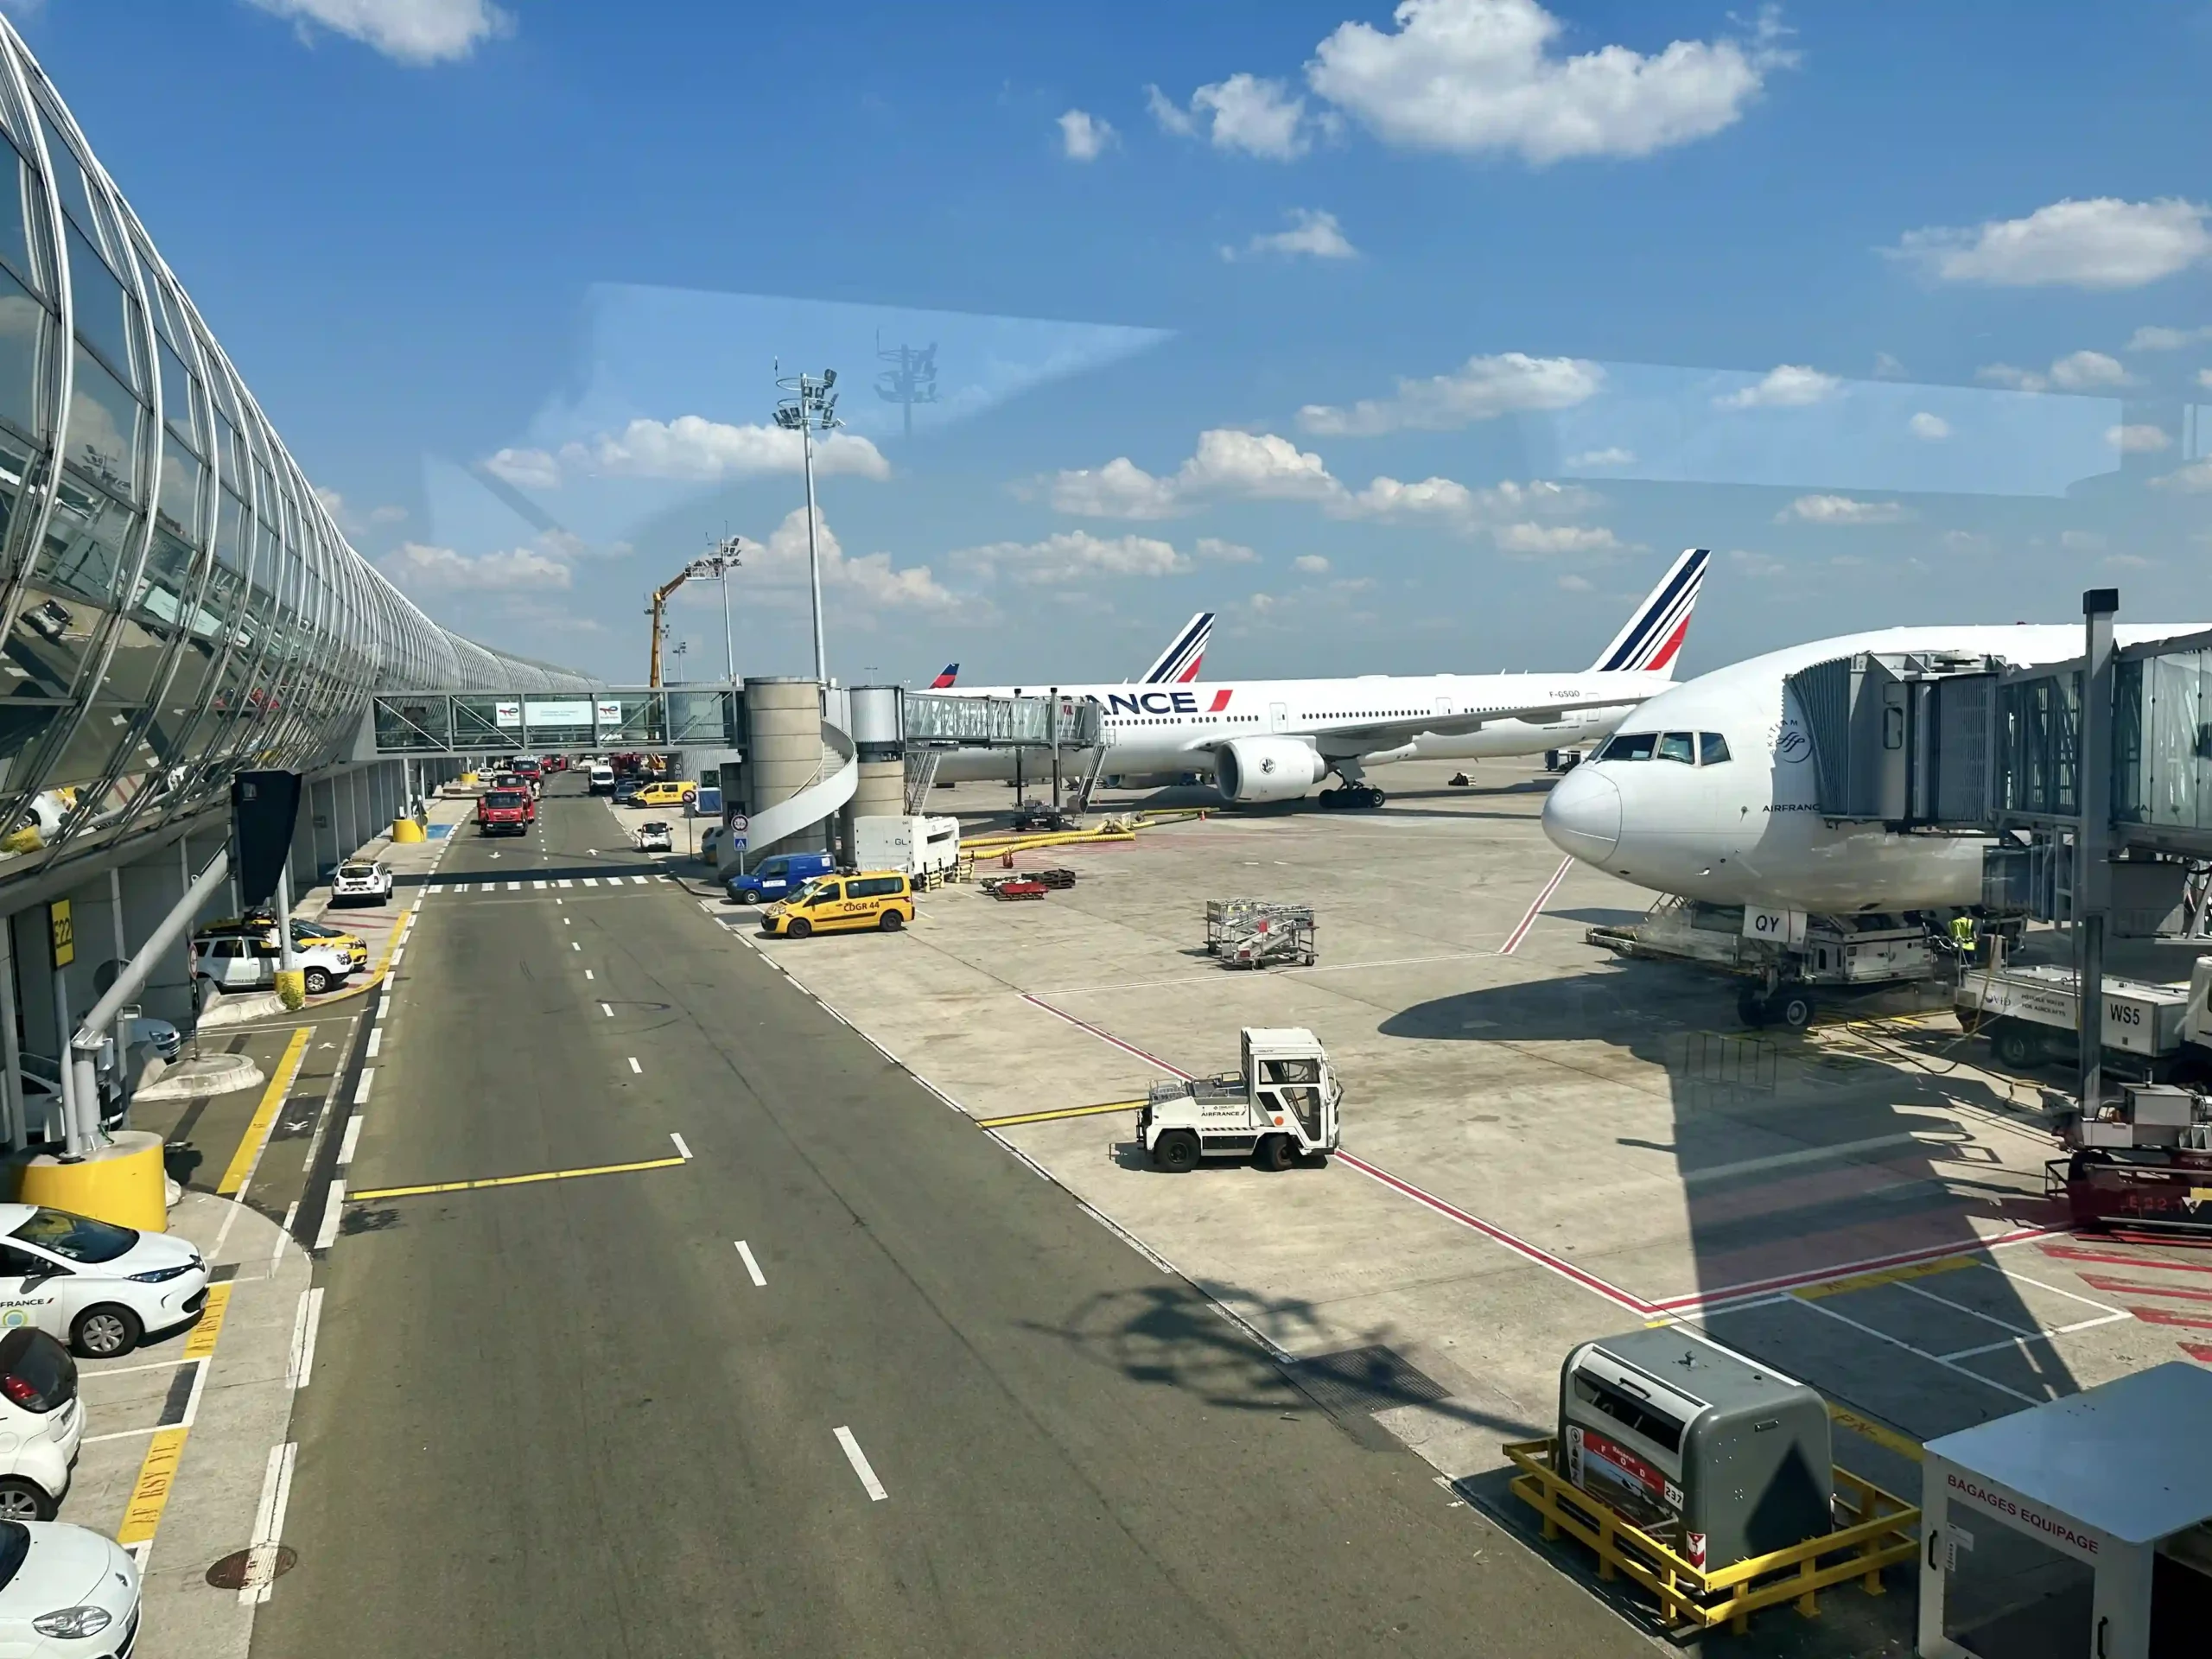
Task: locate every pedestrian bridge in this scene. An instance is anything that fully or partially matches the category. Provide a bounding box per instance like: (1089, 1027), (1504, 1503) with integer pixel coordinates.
(362, 684), (1103, 758)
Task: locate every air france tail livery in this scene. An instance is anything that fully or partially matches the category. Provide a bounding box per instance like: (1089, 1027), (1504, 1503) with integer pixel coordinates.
(936, 550), (1708, 808)
(929, 613), (1213, 690)
(1542, 620), (2202, 912)
(1140, 613), (1215, 684)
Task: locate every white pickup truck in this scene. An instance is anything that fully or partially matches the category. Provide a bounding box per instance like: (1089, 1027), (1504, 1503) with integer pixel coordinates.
(1139, 1027), (1341, 1172)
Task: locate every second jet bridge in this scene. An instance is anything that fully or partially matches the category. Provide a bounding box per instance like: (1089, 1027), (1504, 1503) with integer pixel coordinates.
(1787, 651), (2010, 830)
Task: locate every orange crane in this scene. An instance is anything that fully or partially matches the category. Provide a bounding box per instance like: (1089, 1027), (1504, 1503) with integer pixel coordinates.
(645, 543), (744, 688)
(645, 569), (694, 688)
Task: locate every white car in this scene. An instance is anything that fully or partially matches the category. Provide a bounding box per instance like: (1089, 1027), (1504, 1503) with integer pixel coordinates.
(193, 936), (353, 997)
(331, 859), (394, 904)
(0, 1519), (139, 1656)
(0, 1205), (210, 1358)
(0, 1331), (82, 1522)
(635, 821), (673, 853)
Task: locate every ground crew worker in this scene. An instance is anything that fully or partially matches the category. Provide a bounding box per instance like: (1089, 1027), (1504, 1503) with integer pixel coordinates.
(1950, 912), (1976, 960)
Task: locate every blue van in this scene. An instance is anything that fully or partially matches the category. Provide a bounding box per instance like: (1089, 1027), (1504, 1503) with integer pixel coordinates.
(725, 850), (835, 905)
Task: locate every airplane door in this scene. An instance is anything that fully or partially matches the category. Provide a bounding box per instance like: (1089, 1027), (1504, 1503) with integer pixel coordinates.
(1433, 696), (1452, 725)
(1268, 702), (1287, 734)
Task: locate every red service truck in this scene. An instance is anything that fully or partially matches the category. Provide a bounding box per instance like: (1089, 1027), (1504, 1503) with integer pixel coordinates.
(478, 787), (532, 836)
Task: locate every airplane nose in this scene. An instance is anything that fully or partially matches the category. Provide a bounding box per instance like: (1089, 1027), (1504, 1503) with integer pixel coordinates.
(1542, 767), (1621, 863)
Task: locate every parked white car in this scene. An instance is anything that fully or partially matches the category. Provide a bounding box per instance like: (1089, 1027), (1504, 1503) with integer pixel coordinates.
(0, 1517), (139, 1654)
(0, 1205), (210, 1357)
(193, 936), (353, 997)
(331, 859), (394, 904)
(0, 1331), (81, 1522)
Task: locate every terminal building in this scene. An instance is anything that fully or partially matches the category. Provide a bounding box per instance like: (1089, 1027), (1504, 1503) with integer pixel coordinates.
(0, 18), (593, 1147)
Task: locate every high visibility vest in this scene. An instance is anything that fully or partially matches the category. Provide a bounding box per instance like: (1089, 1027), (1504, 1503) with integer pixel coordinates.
(1951, 915), (1975, 945)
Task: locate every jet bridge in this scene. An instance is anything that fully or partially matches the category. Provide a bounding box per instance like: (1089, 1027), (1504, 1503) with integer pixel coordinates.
(1784, 650), (2007, 830)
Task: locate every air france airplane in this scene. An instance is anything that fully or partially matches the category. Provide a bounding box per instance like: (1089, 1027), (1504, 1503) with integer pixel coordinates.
(928, 613), (1215, 690)
(935, 550), (1708, 808)
(1541, 621), (2199, 912)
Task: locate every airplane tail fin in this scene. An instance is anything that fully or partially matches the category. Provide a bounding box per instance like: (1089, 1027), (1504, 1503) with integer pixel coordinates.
(1587, 548), (1708, 677)
(929, 663), (959, 688)
(1142, 612), (1215, 683)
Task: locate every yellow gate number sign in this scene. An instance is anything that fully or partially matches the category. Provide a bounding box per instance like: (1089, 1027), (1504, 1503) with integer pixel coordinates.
(48, 899), (73, 969)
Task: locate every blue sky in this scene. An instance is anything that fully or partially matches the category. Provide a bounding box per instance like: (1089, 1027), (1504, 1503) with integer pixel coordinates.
(18, 0), (2212, 684)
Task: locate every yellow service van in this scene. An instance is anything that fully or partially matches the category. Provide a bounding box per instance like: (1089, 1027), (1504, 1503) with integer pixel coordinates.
(760, 872), (915, 938)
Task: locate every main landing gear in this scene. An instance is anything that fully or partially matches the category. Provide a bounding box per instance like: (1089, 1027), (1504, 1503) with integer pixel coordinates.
(1319, 761), (1385, 810)
(1319, 785), (1386, 810)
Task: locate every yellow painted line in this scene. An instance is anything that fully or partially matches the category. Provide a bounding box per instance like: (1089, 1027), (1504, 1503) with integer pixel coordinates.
(215, 1029), (311, 1195)
(350, 1154), (686, 1202)
(181, 1281), (234, 1360)
(117, 1427), (189, 1546)
(975, 1099), (1144, 1130)
(1828, 1403), (1923, 1463)
(1793, 1252), (1976, 1302)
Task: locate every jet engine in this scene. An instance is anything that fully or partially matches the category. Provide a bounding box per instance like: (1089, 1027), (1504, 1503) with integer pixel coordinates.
(1213, 737), (1328, 804)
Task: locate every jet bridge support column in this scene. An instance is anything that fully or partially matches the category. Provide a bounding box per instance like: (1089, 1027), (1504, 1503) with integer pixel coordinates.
(2076, 588), (2118, 1115)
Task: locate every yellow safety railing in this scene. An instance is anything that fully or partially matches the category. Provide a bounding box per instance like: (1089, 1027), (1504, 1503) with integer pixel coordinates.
(1503, 1438), (1918, 1636)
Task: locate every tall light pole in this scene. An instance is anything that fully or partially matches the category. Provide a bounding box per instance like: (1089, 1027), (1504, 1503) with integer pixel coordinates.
(773, 367), (841, 685)
(680, 537), (745, 684)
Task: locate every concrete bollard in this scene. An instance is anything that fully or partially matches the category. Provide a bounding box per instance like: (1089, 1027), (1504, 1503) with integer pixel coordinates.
(274, 968), (308, 1010)
(391, 817), (426, 843)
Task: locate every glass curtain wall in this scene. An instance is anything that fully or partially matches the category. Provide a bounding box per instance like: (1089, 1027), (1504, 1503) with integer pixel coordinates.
(0, 19), (593, 881)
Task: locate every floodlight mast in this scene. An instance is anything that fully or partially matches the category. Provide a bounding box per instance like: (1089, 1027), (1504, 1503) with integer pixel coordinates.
(773, 368), (841, 685)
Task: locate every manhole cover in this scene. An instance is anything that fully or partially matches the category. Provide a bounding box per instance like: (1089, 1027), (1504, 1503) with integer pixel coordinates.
(204, 1546), (296, 1590)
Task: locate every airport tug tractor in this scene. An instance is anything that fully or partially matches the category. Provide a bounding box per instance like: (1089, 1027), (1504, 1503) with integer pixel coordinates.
(1138, 1027), (1340, 1173)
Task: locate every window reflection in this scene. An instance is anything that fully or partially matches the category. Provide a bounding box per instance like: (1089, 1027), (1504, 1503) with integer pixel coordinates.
(64, 219), (131, 385)
(0, 139), (31, 289)
(63, 340), (136, 489)
(0, 266), (42, 439)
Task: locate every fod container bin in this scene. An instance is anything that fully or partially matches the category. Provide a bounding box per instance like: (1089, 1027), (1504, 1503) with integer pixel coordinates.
(1560, 1328), (1833, 1573)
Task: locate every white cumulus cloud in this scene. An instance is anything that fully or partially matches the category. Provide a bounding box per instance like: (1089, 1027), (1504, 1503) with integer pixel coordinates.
(2152, 458), (2212, 494)
(1493, 522), (1624, 555)
(2125, 324), (2212, 352)
(1891, 197), (2212, 290)
(1565, 446), (1635, 467)
(1293, 554), (1331, 574)
(952, 531), (1193, 584)
(1299, 351), (1602, 435)
(1975, 350), (2130, 395)
(382, 542), (569, 593)
(1908, 412), (1951, 441)
(1046, 429), (1343, 519)
(1714, 364), (1839, 410)
(1225, 207), (1357, 261)
(2107, 423), (2171, 453)
(1058, 109), (1116, 161)
(245, 0), (511, 65)
(1779, 494), (1908, 525)
(1197, 537), (1262, 563)
(1305, 0), (1793, 163)
(743, 508), (965, 613)
(1148, 73), (1314, 158)
(483, 417), (890, 488)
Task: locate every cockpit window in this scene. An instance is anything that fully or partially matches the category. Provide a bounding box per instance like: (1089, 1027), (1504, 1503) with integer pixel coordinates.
(1599, 732), (1656, 762)
(1700, 733), (1731, 766)
(1656, 732), (1696, 765)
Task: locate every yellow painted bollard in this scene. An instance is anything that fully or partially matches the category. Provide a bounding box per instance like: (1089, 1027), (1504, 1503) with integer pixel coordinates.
(391, 817), (426, 843)
(274, 968), (307, 1009)
(16, 1130), (168, 1230)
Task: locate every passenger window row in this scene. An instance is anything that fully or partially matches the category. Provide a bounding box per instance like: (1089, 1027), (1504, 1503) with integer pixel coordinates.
(1597, 730), (1732, 766)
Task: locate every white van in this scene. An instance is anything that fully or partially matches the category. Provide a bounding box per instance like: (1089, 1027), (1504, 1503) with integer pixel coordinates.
(588, 763), (616, 795)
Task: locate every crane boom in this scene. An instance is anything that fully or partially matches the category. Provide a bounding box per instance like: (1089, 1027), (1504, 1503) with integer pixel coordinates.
(645, 570), (695, 688)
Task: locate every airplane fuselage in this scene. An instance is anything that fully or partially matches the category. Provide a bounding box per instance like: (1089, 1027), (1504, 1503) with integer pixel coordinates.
(930, 670), (1669, 785)
(1541, 623), (2199, 913)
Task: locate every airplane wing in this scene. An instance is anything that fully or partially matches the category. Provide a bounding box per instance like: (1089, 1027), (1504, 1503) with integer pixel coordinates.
(1172, 691), (1650, 757)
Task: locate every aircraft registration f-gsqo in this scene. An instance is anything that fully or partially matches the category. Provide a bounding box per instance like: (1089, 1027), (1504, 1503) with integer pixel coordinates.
(1541, 621), (2202, 914)
(934, 549), (1708, 807)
